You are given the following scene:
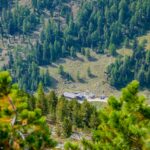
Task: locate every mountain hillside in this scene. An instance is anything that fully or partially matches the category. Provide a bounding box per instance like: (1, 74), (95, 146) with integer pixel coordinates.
(1, 0), (150, 149)
(0, 0), (150, 94)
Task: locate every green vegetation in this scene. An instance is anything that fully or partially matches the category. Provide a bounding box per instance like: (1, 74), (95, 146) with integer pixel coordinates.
(76, 0), (150, 50)
(64, 142), (80, 150)
(1, 72), (150, 149)
(0, 0), (150, 148)
(62, 117), (72, 138)
(107, 42), (150, 88)
(0, 71), (100, 148)
(58, 65), (65, 76)
(43, 52), (116, 97)
(87, 66), (92, 77)
(5, 49), (51, 91)
(0, 71), (56, 149)
(0, 0), (150, 91)
(69, 81), (150, 149)
(0, 0), (8, 11)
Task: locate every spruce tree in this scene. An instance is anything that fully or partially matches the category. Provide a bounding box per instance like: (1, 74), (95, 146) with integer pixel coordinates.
(62, 117), (72, 138)
(37, 82), (49, 115)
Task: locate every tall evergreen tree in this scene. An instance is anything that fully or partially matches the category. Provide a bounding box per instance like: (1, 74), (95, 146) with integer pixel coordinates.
(37, 82), (49, 115)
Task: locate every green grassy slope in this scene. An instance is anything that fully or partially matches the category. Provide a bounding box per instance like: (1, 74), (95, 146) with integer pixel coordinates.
(41, 51), (118, 97)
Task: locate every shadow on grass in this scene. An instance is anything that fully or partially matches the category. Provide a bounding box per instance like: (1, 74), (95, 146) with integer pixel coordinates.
(50, 76), (59, 89)
(89, 74), (97, 78)
(61, 72), (75, 82)
(88, 56), (98, 62)
(76, 56), (84, 62)
(68, 56), (85, 62)
(78, 78), (87, 84)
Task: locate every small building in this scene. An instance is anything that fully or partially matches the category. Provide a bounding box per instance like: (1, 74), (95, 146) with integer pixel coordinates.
(63, 92), (77, 99)
(100, 95), (107, 100)
(63, 91), (107, 103)
(63, 92), (85, 100)
(80, 92), (95, 100)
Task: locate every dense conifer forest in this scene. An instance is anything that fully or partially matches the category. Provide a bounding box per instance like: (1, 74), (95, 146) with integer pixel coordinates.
(107, 40), (150, 88)
(0, 0), (150, 90)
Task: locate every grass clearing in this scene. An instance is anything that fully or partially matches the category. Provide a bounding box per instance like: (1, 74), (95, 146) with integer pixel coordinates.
(41, 50), (150, 101)
(42, 51), (120, 97)
(138, 32), (150, 50)
(117, 48), (133, 56)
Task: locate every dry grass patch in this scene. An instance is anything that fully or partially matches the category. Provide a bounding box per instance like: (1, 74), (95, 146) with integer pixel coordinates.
(138, 32), (150, 50)
(117, 48), (133, 56)
(42, 51), (120, 97)
(19, 0), (31, 6)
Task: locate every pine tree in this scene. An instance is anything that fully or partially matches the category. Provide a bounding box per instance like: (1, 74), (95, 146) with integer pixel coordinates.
(31, 0), (37, 10)
(109, 43), (116, 56)
(62, 117), (72, 138)
(89, 109), (100, 129)
(85, 49), (91, 59)
(56, 96), (68, 122)
(87, 66), (92, 77)
(58, 65), (64, 76)
(44, 69), (51, 86)
(48, 90), (58, 119)
(0, 71), (56, 149)
(0, 71), (12, 97)
(70, 46), (76, 58)
(37, 82), (49, 115)
(82, 81), (150, 149)
(137, 67), (146, 86)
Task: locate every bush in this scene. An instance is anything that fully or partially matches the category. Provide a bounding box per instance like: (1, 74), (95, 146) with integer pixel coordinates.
(35, 108), (42, 118)
(20, 109), (29, 119)
(28, 111), (36, 122)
